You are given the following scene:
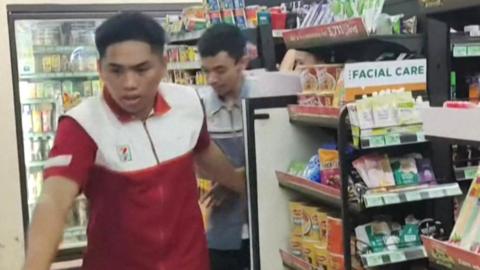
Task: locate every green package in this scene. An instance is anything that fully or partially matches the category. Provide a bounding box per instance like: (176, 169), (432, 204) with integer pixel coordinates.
(391, 157), (419, 186)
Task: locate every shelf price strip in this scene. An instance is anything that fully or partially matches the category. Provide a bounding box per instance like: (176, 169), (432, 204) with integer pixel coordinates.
(360, 246), (427, 267)
(363, 183), (462, 208)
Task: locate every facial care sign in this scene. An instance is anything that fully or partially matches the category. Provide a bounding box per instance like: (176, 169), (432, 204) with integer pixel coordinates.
(345, 59), (426, 89)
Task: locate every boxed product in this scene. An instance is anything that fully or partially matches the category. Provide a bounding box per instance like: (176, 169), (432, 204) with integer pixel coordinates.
(327, 217), (344, 254)
(298, 65), (344, 108)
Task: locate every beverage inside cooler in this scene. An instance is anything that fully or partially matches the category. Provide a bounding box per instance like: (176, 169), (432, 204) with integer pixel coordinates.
(15, 18), (104, 251)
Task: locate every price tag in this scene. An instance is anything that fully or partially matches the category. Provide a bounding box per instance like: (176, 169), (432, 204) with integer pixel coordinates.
(465, 167), (478, 180)
(385, 134), (401, 146)
(365, 196), (384, 207)
(417, 132), (426, 142)
(446, 186), (461, 196)
(406, 191), (422, 201)
(468, 45), (480, 57)
(368, 136), (385, 147)
(453, 45), (468, 57)
(430, 189), (445, 198)
(389, 251), (407, 263)
(365, 255), (383, 267)
(383, 195), (401, 205)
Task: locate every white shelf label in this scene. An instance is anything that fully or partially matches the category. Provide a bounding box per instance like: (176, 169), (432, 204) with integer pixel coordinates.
(384, 195), (401, 205)
(365, 255), (383, 267)
(446, 186), (461, 196)
(453, 45), (468, 57)
(430, 189), (445, 198)
(365, 196), (384, 207)
(389, 251), (407, 263)
(405, 191), (422, 201)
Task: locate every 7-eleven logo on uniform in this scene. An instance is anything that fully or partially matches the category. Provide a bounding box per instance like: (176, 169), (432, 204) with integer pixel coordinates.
(117, 145), (132, 162)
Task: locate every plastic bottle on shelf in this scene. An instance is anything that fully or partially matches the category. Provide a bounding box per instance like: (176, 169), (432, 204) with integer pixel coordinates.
(22, 104), (33, 133)
(31, 105), (43, 133)
(31, 138), (42, 161)
(41, 104), (53, 133)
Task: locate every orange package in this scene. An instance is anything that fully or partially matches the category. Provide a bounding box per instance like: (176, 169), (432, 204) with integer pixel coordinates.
(327, 217), (344, 254)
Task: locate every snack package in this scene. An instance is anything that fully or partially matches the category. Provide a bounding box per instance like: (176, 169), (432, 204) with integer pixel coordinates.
(288, 161), (308, 177)
(314, 245), (330, 270)
(290, 236), (304, 258)
(318, 149), (340, 188)
(327, 217), (343, 254)
(330, 253), (345, 270)
(303, 206), (328, 244)
(391, 157), (420, 186)
(303, 154), (321, 183)
(303, 240), (320, 266)
(206, 0), (221, 11)
(289, 202), (305, 237)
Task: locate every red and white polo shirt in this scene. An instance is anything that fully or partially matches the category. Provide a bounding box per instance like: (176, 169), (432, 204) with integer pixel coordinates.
(44, 83), (210, 270)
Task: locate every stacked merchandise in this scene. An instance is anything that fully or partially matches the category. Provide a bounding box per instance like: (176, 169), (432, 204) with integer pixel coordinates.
(164, 45), (207, 86)
(347, 90), (429, 148)
(350, 152), (438, 206)
(355, 215), (437, 254)
(297, 64), (344, 109)
(287, 0), (417, 35)
(165, 45), (199, 63)
(164, 70), (208, 86)
(287, 146), (341, 189)
(288, 202), (345, 269)
(205, 0), (248, 29)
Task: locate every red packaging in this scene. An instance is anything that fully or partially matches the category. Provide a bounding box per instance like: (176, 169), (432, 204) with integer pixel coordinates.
(327, 217), (344, 254)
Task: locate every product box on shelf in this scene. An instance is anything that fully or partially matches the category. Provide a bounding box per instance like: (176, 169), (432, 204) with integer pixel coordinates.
(297, 64), (344, 108)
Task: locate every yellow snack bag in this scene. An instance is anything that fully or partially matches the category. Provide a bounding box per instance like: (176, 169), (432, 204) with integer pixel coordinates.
(290, 236), (304, 258)
(302, 240), (320, 266)
(289, 202), (306, 237)
(314, 245), (330, 270)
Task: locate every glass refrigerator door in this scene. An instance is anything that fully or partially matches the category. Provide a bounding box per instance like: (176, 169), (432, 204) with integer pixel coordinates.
(15, 18), (104, 251)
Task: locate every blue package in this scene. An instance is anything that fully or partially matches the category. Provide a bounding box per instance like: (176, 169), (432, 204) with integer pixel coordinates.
(234, 0), (245, 8)
(207, 0), (221, 11)
(303, 154), (321, 183)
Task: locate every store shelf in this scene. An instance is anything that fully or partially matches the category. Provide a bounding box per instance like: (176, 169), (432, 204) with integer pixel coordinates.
(422, 236), (480, 270)
(360, 246), (427, 268)
(167, 61), (202, 70)
(282, 18), (423, 52)
(422, 0), (480, 16)
(421, 107), (480, 147)
(19, 72), (99, 80)
(276, 171), (342, 209)
(33, 45), (96, 54)
(51, 259), (83, 270)
(354, 132), (427, 150)
(59, 240), (87, 250)
(454, 166), (478, 181)
(279, 249), (314, 270)
(21, 98), (56, 104)
(28, 160), (46, 168)
(288, 105), (339, 129)
(168, 30), (206, 44)
(451, 34), (480, 58)
(25, 131), (55, 139)
(362, 183), (462, 208)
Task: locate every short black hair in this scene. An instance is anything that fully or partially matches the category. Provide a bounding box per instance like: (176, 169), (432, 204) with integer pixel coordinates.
(197, 24), (246, 62)
(95, 12), (166, 59)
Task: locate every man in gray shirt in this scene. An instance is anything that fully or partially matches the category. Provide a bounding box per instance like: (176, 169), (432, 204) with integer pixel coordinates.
(197, 24), (251, 270)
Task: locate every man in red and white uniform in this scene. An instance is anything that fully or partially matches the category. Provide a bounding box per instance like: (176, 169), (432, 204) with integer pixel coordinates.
(22, 12), (245, 270)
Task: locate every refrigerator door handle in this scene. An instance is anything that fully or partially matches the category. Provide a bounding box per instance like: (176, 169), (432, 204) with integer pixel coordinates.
(253, 113), (270, 120)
